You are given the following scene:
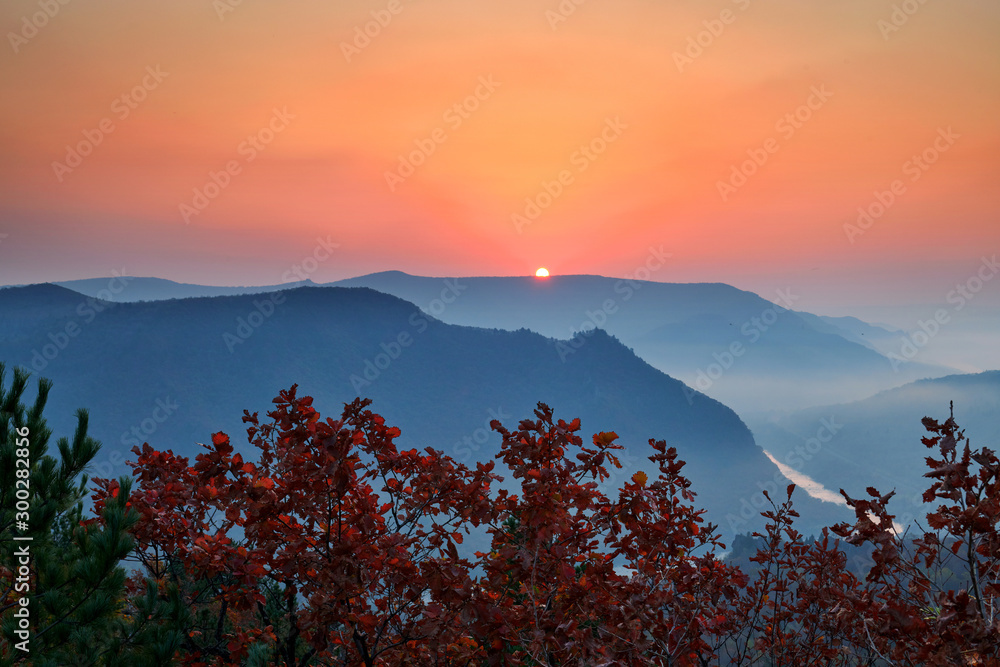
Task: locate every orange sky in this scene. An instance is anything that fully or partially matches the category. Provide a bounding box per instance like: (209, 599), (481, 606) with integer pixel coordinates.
(0, 0), (997, 310)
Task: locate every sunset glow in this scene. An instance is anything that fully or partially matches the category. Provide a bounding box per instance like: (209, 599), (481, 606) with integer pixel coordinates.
(535, 268), (550, 278)
(0, 1), (997, 312)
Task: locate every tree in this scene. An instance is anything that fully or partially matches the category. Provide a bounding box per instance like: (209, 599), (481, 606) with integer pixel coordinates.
(94, 386), (1000, 665)
(710, 403), (1000, 666)
(94, 386), (499, 666)
(830, 402), (1000, 665)
(0, 364), (183, 666)
(473, 404), (742, 665)
(716, 487), (879, 666)
(100, 390), (745, 666)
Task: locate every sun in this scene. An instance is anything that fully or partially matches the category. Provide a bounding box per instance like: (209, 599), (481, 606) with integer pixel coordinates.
(535, 267), (550, 278)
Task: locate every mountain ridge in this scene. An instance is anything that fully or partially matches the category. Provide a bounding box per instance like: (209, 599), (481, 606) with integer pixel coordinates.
(0, 284), (829, 536)
(18, 273), (958, 413)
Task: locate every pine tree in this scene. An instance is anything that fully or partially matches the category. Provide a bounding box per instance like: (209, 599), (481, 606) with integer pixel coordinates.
(0, 364), (184, 665)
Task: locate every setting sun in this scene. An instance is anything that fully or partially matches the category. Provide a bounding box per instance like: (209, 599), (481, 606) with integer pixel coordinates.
(535, 268), (550, 278)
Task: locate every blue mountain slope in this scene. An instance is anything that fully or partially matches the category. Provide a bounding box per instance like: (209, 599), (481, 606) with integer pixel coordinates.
(0, 284), (843, 537)
(749, 370), (1000, 528)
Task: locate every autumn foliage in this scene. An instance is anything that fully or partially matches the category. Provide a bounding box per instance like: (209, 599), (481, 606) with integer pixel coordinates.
(90, 388), (999, 666)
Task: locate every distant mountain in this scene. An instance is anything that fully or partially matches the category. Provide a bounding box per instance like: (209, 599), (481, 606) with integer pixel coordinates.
(329, 272), (953, 414)
(54, 276), (312, 302)
(749, 371), (1000, 528)
(0, 283), (88, 336)
(800, 313), (903, 352)
(0, 283), (843, 538)
(47, 272), (955, 414)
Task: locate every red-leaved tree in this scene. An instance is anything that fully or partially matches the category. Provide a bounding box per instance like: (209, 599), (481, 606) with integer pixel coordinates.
(95, 387), (499, 666)
(92, 389), (999, 666)
(828, 402), (1000, 665)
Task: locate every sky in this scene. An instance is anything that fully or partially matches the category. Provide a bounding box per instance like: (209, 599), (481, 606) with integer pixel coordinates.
(0, 0), (998, 313)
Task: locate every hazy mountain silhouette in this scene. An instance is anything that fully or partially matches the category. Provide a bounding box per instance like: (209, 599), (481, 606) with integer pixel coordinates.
(795, 313), (903, 352)
(52, 273), (953, 414)
(749, 370), (1000, 528)
(54, 276), (316, 302)
(0, 283), (847, 537)
(329, 272), (954, 414)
